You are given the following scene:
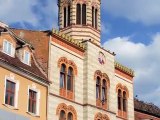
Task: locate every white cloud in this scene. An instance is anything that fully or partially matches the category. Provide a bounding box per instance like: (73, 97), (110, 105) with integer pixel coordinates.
(103, 34), (160, 106)
(102, 0), (160, 25)
(0, 0), (58, 29)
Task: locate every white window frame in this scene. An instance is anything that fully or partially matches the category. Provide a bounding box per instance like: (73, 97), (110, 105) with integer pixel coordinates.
(2, 39), (15, 57)
(23, 50), (31, 66)
(4, 75), (19, 109)
(27, 85), (40, 116)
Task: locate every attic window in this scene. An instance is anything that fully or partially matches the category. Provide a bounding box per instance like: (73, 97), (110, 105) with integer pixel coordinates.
(3, 40), (15, 57)
(23, 51), (31, 65)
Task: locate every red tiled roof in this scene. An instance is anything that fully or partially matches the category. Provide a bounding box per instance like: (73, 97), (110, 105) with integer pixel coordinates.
(0, 51), (49, 83)
(134, 98), (160, 117)
(10, 28), (50, 74)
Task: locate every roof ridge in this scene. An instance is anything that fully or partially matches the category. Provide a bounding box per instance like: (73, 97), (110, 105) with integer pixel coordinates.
(10, 27), (50, 32)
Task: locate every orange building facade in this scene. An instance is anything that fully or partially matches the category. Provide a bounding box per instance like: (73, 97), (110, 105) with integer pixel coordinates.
(0, 25), (50, 120)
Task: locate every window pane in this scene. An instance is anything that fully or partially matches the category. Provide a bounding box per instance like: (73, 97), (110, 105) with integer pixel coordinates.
(8, 43), (12, 55)
(82, 4), (86, 25)
(24, 51), (30, 65)
(92, 7), (94, 27)
(60, 74), (65, 88)
(60, 64), (66, 88)
(5, 80), (15, 106)
(95, 9), (98, 29)
(102, 87), (106, 100)
(9, 94), (14, 106)
(28, 90), (37, 114)
(68, 112), (73, 120)
(67, 76), (72, 90)
(68, 6), (70, 26)
(3, 41), (13, 55)
(3, 41), (8, 53)
(96, 78), (100, 99)
(123, 92), (127, 111)
(64, 7), (66, 27)
(60, 110), (65, 119)
(118, 90), (122, 110)
(123, 99), (127, 111)
(76, 4), (81, 24)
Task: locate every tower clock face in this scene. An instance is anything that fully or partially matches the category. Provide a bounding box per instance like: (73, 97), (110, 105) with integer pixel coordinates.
(98, 52), (106, 65)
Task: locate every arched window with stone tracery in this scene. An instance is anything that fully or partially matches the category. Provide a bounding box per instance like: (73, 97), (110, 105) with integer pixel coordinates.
(58, 57), (77, 100)
(116, 83), (129, 118)
(94, 70), (110, 109)
(56, 103), (77, 120)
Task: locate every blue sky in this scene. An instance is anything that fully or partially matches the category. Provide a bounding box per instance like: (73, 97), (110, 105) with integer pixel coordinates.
(0, 0), (160, 107)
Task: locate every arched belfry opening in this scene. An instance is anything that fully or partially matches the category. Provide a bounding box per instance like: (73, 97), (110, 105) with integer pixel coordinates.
(57, 0), (101, 45)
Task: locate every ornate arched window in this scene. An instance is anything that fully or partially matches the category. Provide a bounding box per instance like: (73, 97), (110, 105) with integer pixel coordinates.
(95, 9), (98, 29)
(67, 67), (73, 91)
(102, 79), (107, 102)
(64, 7), (67, 27)
(94, 112), (110, 120)
(94, 70), (110, 109)
(59, 110), (66, 120)
(68, 5), (71, 26)
(76, 4), (81, 24)
(96, 77), (101, 99)
(82, 4), (86, 25)
(60, 64), (66, 88)
(118, 89), (122, 111)
(58, 57), (77, 100)
(56, 103), (77, 120)
(116, 84), (129, 118)
(67, 112), (73, 120)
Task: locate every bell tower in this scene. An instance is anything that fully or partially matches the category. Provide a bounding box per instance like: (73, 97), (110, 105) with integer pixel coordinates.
(57, 0), (101, 45)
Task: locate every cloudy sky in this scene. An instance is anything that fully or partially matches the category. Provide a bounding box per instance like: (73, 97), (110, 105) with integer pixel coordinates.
(0, 0), (160, 107)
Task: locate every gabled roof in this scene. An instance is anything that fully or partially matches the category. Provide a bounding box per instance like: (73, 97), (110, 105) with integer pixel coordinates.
(0, 27), (50, 84)
(134, 98), (160, 117)
(10, 28), (50, 74)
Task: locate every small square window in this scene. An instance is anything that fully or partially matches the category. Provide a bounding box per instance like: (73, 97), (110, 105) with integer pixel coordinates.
(3, 40), (14, 56)
(5, 80), (16, 106)
(28, 89), (37, 114)
(23, 51), (30, 65)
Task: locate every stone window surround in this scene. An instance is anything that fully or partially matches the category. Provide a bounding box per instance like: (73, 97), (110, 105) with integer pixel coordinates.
(94, 70), (110, 109)
(58, 57), (77, 100)
(56, 103), (77, 120)
(116, 83), (129, 119)
(4, 74), (19, 109)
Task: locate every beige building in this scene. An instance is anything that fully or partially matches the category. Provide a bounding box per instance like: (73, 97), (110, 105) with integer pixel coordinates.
(5, 0), (135, 120)
(48, 0), (134, 120)
(0, 24), (50, 120)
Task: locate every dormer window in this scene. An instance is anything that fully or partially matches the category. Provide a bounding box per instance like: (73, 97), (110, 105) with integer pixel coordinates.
(23, 51), (31, 65)
(3, 40), (14, 57)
